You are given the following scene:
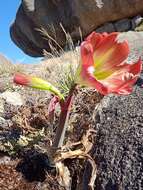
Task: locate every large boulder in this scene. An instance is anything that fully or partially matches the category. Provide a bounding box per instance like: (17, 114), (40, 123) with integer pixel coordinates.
(10, 0), (143, 57)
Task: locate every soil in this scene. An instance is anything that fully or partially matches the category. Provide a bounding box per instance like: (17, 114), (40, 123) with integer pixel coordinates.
(0, 86), (102, 190)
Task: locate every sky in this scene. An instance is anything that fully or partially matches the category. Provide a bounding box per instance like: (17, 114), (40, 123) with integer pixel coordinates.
(0, 0), (41, 64)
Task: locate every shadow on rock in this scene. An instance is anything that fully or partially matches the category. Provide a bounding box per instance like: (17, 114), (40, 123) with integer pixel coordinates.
(135, 76), (143, 87)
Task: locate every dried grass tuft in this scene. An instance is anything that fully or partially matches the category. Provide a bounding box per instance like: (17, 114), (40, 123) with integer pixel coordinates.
(0, 54), (24, 75)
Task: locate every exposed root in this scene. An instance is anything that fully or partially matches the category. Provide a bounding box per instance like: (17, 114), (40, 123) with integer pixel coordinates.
(53, 129), (97, 190)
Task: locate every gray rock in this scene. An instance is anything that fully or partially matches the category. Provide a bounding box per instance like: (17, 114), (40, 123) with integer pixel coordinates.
(84, 84), (143, 190)
(0, 156), (11, 164)
(118, 31), (143, 62)
(10, 0), (143, 57)
(96, 23), (115, 33)
(0, 98), (4, 116)
(114, 19), (131, 32)
(0, 91), (24, 106)
(131, 15), (143, 30)
(0, 117), (9, 129)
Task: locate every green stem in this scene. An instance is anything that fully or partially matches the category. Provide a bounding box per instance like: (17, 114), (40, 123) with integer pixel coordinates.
(52, 84), (76, 148)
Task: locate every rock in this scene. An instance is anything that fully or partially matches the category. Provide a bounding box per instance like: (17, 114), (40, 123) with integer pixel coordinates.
(118, 31), (143, 62)
(114, 18), (131, 32)
(95, 23), (115, 33)
(0, 117), (12, 132)
(0, 117), (7, 127)
(84, 84), (143, 190)
(0, 156), (11, 164)
(0, 91), (24, 106)
(10, 0), (143, 57)
(0, 98), (4, 116)
(131, 15), (143, 30)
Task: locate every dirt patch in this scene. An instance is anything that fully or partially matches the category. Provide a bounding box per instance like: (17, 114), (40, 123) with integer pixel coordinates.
(0, 88), (102, 190)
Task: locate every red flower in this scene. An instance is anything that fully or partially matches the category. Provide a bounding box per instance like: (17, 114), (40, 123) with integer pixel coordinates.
(76, 32), (142, 95)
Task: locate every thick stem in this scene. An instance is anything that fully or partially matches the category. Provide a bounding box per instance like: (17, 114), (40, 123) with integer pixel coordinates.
(52, 84), (76, 149)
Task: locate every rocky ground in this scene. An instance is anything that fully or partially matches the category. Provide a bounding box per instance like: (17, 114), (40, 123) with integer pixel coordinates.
(0, 31), (143, 190)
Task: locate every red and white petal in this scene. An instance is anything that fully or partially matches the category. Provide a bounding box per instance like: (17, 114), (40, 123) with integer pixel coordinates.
(93, 33), (129, 72)
(100, 69), (138, 95)
(128, 58), (142, 75)
(85, 32), (105, 50)
(80, 41), (94, 67)
(112, 77), (138, 95)
(77, 64), (108, 95)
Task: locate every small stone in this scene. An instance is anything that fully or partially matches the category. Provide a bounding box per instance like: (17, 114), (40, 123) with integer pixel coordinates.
(0, 117), (12, 130)
(0, 91), (24, 106)
(131, 15), (143, 30)
(0, 156), (11, 164)
(0, 117), (6, 125)
(0, 98), (4, 116)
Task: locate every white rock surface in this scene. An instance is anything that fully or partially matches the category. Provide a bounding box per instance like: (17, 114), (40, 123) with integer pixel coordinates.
(0, 98), (4, 115)
(0, 91), (24, 106)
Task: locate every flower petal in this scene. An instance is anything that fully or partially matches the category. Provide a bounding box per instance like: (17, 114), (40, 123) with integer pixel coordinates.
(93, 33), (129, 72)
(76, 62), (108, 95)
(94, 58), (142, 80)
(100, 59), (142, 94)
(85, 32), (107, 50)
(80, 41), (94, 67)
(127, 58), (142, 75)
(76, 41), (94, 84)
(81, 71), (108, 95)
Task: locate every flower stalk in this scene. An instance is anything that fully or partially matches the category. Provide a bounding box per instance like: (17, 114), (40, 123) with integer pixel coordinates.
(52, 84), (76, 149)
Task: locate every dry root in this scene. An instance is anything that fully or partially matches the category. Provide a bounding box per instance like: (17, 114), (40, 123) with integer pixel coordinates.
(54, 129), (97, 190)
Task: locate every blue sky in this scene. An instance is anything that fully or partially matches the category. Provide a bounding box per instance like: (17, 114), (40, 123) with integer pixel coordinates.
(0, 0), (41, 64)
